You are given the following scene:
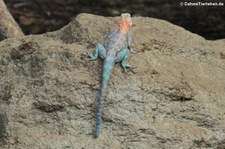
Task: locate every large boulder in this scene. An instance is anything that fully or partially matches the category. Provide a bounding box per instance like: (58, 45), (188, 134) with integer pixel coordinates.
(0, 13), (225, 149)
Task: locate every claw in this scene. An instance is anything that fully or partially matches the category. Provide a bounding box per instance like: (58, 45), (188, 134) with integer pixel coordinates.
(128, 47), (137, 54)
(122, 63), (131, 69)
(81, 52), (90, 60)
(124, 65), (136, 74)
(89, 54), (96, 61)
(130, 49), (137, 54)
(122, 63), (136, 73)
(85, 51), (97, 61)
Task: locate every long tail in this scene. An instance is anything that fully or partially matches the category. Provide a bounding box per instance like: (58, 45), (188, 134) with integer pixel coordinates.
(95, 59), (114, 138)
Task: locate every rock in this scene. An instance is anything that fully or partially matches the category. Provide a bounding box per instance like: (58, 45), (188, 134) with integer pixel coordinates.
(0, 13), (225, 149)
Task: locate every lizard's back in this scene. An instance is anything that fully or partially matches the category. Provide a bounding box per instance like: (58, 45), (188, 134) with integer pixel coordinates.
(104, 30), (129, 57)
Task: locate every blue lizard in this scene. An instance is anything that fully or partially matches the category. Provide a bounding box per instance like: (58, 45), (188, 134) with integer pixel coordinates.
(89, 13), (133, 138)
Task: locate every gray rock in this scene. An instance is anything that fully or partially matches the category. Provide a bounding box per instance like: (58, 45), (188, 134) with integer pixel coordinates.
(0, 13), (225, 149)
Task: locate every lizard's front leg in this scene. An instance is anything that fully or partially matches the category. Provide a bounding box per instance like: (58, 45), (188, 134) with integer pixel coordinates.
(127, 33), (136, 53)
(115, 48), (132, 70)
(89, 43), (106, 60)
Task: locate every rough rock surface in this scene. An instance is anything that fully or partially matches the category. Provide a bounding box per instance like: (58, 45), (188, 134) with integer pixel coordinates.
(0, 13), (225, 149)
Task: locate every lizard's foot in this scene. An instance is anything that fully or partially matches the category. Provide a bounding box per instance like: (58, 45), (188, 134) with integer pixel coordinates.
(89, 52), (98, 61)
(81, 51), (96, 61)
(122, 62), (136, 73)
(122, 63), (132, 70)
(122, 63), (134, 72)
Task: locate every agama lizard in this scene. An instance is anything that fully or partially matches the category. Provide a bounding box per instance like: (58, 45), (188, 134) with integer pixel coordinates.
(89, 13), (133, 138)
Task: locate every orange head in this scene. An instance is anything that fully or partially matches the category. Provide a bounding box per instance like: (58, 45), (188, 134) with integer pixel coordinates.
(118, 13), (132, 32)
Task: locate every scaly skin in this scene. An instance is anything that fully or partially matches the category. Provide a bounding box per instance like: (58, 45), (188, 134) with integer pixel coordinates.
(89, 13), (132, 138)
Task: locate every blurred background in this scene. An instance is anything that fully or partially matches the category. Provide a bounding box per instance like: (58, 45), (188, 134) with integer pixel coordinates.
(4, 0), (225, 40)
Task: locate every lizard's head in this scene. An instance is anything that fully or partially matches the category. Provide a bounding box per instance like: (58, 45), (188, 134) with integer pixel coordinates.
(118, 13), (132, 32)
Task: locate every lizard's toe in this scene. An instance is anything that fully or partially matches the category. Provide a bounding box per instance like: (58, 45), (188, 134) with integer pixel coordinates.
(88, 53), (98, 61)
(129, 48), (137, 54)
(123, 64), (136, 73)
(122, 63), (133, 72)
(122, 63), (132, 69)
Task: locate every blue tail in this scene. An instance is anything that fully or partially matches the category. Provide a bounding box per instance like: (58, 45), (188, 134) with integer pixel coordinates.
(95, 58), (114, 138)
(95, 118), (101, 138)
(95, 94), (105, 138)
(95, 110), (102, 137)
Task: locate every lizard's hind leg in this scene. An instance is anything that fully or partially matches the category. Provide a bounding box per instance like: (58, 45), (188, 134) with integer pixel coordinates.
(89, 43), (106, 60)
(116, 48), (132, 70)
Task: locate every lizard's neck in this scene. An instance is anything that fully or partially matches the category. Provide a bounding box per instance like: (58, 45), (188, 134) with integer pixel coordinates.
(119, 28), (129, 34)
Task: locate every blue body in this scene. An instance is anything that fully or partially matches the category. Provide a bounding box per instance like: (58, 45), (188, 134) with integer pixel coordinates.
(90, 29), (132, 138)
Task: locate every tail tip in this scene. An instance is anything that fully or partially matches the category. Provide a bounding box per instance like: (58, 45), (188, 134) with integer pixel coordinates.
(95, 118), (101, 138)
(94, 133), (99, 138)
(95, 130), (100, 138)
